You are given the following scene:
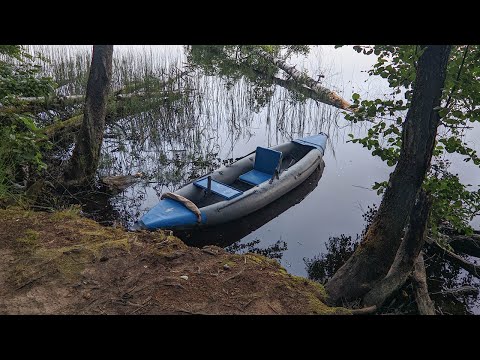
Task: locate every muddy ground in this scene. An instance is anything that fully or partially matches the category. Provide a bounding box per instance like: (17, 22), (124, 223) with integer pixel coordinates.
(0, 207), (349, 315)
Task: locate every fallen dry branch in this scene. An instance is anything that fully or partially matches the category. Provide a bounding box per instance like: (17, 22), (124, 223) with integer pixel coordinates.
(411, 253), (435, 315)
(349, 305), (377, 315)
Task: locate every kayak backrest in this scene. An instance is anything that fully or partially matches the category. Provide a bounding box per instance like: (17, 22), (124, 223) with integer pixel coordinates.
(254, 147), (283, 175)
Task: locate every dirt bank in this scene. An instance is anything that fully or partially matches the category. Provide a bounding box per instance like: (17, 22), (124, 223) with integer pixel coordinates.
(0, 207), (349, 315)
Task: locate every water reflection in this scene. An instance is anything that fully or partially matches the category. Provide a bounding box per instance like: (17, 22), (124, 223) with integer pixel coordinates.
(304, 217), (480, 314)
(86, 46), (389, 282)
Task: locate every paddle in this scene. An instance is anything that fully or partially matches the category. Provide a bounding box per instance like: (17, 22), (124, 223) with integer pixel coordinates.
(233, 149), (256, 162)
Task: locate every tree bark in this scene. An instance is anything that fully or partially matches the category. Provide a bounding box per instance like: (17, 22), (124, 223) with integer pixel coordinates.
(325, 45), (452, 304)
(64, 45), (113, 185)
(363, 190), (432, 307)
(412, 253), (435, 315)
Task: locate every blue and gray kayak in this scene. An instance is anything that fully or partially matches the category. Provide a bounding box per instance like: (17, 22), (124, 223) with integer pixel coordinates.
(137, 133), (328, 230)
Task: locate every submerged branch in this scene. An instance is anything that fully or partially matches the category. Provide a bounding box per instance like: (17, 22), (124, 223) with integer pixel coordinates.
(435, 286), (479, 296)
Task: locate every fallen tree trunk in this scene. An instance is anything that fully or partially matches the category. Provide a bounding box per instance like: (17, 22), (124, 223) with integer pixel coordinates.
(2, 89), (185, 117)
(253, 48), (353, 110)
(10, 64), (193, 109)
(0, 95), (84, 115)
(42, 89), (173, 140)
(252, 69), (345, 108)
(412, 253), (435, 315)
(15, 94), (84, 103)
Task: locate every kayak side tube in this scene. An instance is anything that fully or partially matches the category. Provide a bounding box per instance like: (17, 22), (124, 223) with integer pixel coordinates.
(198, 147), (324, 226)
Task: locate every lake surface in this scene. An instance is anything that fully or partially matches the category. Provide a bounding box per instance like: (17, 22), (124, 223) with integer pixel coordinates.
(95, 46), (392, 274)
(49, 45), (480, 313)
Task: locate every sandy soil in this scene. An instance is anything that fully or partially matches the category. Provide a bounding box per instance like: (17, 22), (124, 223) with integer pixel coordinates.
(0, 207), (349, 315)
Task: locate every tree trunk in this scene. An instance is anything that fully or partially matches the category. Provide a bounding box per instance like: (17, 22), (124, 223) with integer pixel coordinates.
(325, 45), (452, 304)
(64, 45), (113, 185)
(362, 190), (432, 307)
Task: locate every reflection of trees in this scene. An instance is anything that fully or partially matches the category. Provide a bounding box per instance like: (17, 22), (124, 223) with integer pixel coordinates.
(304, 205), (376, 284)
(226, 239), (288, 261)
(305, 235), (359, 284)
(304, 205), (480, 314)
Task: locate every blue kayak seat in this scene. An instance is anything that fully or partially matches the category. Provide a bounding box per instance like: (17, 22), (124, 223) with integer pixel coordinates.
(194, 177), (243, 200)
(238, 147), (282, 186)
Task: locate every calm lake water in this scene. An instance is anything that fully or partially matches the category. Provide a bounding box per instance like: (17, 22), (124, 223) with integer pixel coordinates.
(97, 46), (391, 274)
(51, 45), (480, 313)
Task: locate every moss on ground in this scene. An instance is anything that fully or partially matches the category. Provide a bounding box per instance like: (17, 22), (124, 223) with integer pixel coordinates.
(0, 207), (348, 315)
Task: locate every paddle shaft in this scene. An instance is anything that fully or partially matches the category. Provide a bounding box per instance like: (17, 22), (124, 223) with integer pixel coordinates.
(234, 149), (256, 162)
